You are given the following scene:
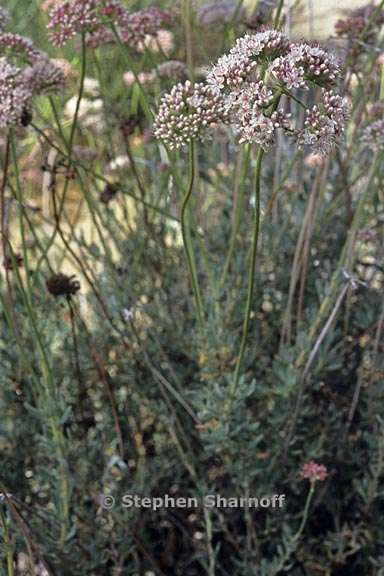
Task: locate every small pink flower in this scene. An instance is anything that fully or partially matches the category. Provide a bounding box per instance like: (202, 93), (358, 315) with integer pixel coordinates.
(300, 461), (328, 482)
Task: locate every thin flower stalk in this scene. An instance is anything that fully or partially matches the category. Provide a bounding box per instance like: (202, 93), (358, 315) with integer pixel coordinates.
(181, 142), (205, 327)
(231, 146), (265, 395)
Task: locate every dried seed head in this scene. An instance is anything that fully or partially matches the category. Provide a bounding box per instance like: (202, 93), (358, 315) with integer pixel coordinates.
(3, 253), (23, 271)
(99, 182), (119, 204)
(46, 273), (81, 298)
(119, 115), (139, 137)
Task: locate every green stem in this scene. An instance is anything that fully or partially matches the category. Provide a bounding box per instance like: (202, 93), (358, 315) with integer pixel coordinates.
(231, 147), (264, 394)
(180, 142), (204, 328)
(273, 0), (285, 28)
(294, 483), (315, 542)
(43, 33), (87, 263)
(219, 144), (251, 290)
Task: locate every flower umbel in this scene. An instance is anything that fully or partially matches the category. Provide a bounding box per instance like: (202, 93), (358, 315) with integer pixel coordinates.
(153, 80), (228, 150)
(47, 0), (99, 47)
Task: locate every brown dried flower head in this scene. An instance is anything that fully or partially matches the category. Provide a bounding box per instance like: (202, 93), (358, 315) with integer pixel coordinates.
(46, 273), (81, 298)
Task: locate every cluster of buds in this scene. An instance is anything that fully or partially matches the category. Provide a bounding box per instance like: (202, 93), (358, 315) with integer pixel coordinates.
(207, 29), (289, 92)
(153, 80), (229, 149)
(0, 29), (66, 128)
(154, 28), (347, 153)
(48, 0), (174, 51)
(47, 0), (99, 47)
(298, 90), (350, 155)
(270, 43), (340, 89)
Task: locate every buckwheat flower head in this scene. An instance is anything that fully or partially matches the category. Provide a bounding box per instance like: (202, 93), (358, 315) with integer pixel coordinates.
(361, 120), (384, 152)
(47, 0), (99, 47)
(233, 29), (290, 61)
(300, 461), (328, 482)
(156, 60), (188, 81)
(207, 52), (255, 92)
(298, 90), (350, 155)
(0, 33), (41, 63)
(0, 57), (33, 128)
(271, 43), (340, 89)
(120, 7), (173, 48)
(208, 29), (289, 92)
(0, 8), (10, 32)
(153, 80), (228, 149)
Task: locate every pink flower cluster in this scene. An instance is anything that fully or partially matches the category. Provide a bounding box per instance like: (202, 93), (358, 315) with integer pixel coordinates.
(47, 0), (174, 50)
(47, 0), (98, 47)
(154, 28), (348, 152)
(0, 31), (66, 128)
(300, 461), (328, 482)
(298, 90), (350, 155)
(271, 43), (340, 89)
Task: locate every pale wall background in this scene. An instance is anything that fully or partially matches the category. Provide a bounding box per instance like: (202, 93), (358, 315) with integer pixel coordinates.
(243, 0), (376, 39)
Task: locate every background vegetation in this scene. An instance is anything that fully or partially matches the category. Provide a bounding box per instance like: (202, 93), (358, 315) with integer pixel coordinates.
(0, 1), (383, 575)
